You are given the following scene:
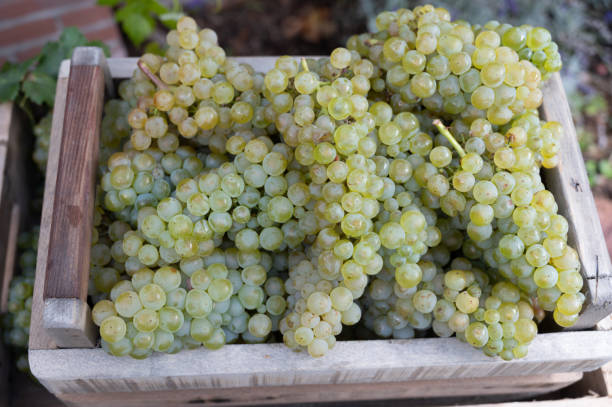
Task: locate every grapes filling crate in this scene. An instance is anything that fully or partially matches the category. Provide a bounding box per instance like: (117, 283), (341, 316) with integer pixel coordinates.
(25, 47), (612, 407)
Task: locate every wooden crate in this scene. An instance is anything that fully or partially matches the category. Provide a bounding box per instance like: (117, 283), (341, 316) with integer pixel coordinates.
(0, 102), (30, 407)
(27, 48), (612, 407)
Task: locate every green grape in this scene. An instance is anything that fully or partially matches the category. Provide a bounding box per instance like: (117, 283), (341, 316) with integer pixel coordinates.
(100, 316), (127, 343)
(139, 283), (167, 310)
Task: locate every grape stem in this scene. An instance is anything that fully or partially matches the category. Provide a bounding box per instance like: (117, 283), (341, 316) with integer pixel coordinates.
(433, 119), (465, 158)
(301, 57), (309, 72)
(137, 60), (168, 90)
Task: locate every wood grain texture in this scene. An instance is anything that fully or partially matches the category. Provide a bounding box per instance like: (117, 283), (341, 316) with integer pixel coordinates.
(0, 204), (20, 313)
(541, 73), (612, 329)
(0, 102), (29, 313)
(30, 75), (68, 351)
(52, 372), (581, 407)
(475, 397), (612, 407)
(43, 48), (106, 303)
(29, 331), (612, 397)
(42, 298), (96, 348)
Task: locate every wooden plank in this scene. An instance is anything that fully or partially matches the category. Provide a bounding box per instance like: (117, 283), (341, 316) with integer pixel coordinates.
(30, 75), (68, 351)
(0, 101), (29, 407)
(44, 47), (106, 301)
(52, 372), (581, 407)
(0, 102), (13, 142)
(29, 331), (612, 396)
(0, 204), (20, 312)
(42, 48), (108, 348)
(42, 298), (97, 348)
(541, 73), (612, 329)
(0, 102), (28, 313)
(474, 397), (612, 407)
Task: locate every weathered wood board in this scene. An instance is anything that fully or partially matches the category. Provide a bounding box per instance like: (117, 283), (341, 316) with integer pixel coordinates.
(0, 102), (29, 312)
(541, 74), (612, 329)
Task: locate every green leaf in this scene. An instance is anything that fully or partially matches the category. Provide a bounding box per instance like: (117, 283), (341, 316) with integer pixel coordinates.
(36, 28), (91, 78)
(149, 0), (170, 15)
(22, 72), (56, 106)
(0, 59), (35, 102)
(36, 42), (64, 77)
(144, 41), (165, 56)
(122, 13), (154, 46)
(58, 27), (89, 52)
(115, 3), (143, 23)
(97, 0), (120, 6)
(599, 160), (612, 178)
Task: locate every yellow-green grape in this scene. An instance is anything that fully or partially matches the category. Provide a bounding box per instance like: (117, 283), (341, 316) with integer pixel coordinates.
(115, 291), (143, 318)
(185, 289), (213, 317)
(139, 283), (167, 310)
(465, 322), (489, 348)
(92, 300), (117, 326)
(248, 314), (272, 338)
(100, 316), (127, 343)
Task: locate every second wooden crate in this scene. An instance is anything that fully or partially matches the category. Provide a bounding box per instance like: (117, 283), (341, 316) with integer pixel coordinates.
(0, 102), (30, 407)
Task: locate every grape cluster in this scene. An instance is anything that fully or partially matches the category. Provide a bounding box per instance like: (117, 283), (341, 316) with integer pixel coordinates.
(32, 113), (52, 172)
(2, 228), (39, 372)
(348, 6), (561, 132)
(81, 5), (583, 361)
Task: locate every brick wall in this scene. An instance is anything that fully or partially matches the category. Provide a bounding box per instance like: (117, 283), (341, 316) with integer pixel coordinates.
(0, 0), (127, 65)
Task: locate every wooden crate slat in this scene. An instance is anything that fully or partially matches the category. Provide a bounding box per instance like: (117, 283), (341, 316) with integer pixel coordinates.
(541, 73), (612, 329)
(44, 48), (106, 301)
(475, 397), (612, 407)
(0, 102), (29, 312)
(41, 48), (111, 348)
(29, 331), (612, 395)
(0, 101), (30, 407)
(49, 372), (582, 407)
(30, 74), (69, 351)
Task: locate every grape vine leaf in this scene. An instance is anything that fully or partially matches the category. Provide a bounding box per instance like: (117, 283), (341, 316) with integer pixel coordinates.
(0, 59), (35, 102)
(36, 28), (110, 78)
(22, 72), (56, 107)
(100, 0), (176, 44)
(122, 12), (155, 46)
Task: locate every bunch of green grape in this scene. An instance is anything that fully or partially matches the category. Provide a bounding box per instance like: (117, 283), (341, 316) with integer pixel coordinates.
(82, 4), (583, 361)
(32, 112), (52, 173)
(347, 6), (561, 140)
(2, 227), (39, 372)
